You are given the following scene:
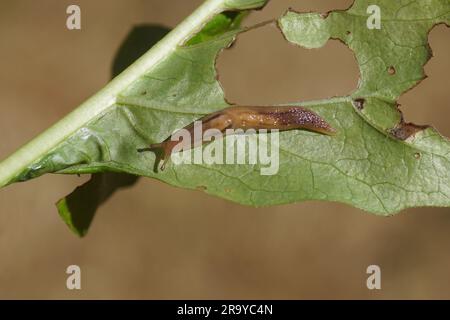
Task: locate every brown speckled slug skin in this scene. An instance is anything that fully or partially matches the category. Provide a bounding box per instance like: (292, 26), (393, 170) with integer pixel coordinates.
(138, 106), (336, 170)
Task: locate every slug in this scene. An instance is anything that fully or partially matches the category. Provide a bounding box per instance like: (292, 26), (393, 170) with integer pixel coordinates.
(138, 106), (336, 170)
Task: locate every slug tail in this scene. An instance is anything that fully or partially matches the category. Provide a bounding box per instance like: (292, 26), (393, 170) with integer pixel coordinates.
(317, 124), (337, 136)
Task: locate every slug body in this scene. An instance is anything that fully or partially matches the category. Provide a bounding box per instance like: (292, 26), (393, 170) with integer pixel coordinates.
(138, 106), (336, 170)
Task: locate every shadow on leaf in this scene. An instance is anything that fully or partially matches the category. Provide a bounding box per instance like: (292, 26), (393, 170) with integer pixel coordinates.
(57, 24), (171, 237)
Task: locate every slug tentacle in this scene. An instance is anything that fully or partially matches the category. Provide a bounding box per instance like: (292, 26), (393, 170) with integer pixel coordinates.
(138, 105), (336, 171)
(138, 142), (174, 171)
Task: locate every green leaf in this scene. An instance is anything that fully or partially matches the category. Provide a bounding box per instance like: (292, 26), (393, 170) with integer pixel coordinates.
(57, 173), (139, 237)
(186, 11), (248, 45)
(0, 0), (449, 236)
(223, 0), (268, 10)
(279, 0), (450, 102)
(56, 24), (170, 237)
(276, 0), (450, 210)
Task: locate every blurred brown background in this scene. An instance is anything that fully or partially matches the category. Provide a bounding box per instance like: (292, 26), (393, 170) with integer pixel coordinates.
(0, 0), (449, 299)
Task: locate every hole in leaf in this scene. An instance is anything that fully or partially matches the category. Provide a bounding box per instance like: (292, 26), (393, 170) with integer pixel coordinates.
(397, 24), (450, 138)
(353, 98), (366, 110)
(388, 66), (396, 75)
(217, 23), (359, 105)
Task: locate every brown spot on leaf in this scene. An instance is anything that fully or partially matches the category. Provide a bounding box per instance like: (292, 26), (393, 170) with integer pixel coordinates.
(388, 66), (396, 75)
(414, 152), (421, 159)
(196, 185), (207, 191)
(353, 98), (365, 110)
(389, 122), (428, 140)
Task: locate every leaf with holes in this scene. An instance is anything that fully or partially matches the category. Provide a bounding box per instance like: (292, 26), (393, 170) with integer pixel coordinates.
(0, 0), (449, 236)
